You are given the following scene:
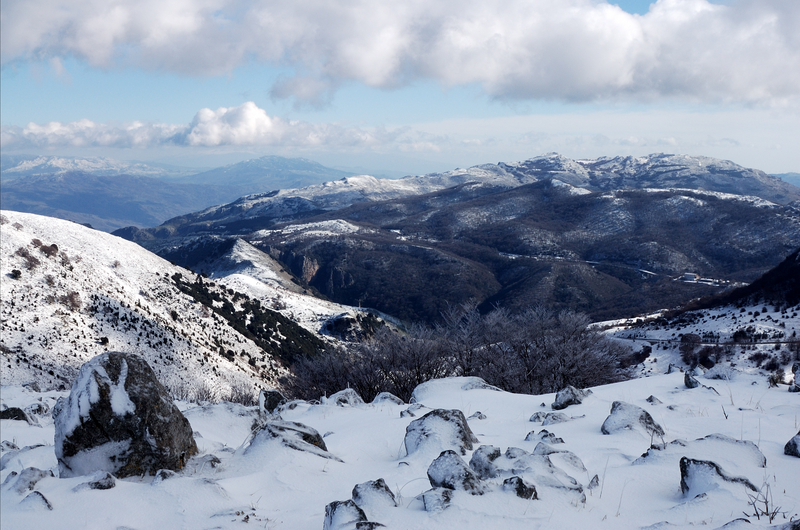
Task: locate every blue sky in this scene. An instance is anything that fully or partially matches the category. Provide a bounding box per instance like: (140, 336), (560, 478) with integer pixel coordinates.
(1, 0), (798, 176)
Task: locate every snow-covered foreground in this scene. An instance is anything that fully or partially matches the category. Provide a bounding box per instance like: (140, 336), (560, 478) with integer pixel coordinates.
(2, 371), (798, 529)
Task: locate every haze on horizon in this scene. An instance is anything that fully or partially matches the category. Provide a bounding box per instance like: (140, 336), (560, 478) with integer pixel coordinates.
(1, 0), (799, 176)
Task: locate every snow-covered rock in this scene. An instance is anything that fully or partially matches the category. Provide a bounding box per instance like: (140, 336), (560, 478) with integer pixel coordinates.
(404, 409), (478, 456)
(54, 351), (197, 478)
(246, 420), (342, 462)
(679, 457), (757, 497)
(427, 450), (486, 494)
(551, 385), (592, 410)
(785, 430), (800, 458)
(601, 401), (665, 438)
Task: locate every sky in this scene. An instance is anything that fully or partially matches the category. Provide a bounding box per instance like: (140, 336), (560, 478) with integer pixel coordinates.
(1, 0), (799, 176)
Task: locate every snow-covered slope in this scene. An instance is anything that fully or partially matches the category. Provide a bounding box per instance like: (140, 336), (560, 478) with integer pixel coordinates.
(0, 211), (293, 397)
(2, 372), (798, 529)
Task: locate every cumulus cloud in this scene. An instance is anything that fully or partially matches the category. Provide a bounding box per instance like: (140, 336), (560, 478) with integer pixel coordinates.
(1, 0), (798, 105)
(0, 102), (400, 149)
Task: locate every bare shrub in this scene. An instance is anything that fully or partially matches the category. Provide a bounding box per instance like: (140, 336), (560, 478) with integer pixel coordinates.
(227, 381), (257, 406)
(40, 244), (59, 258)
(14, 247), (41, 270)
(12, 222), (23, 230)
(0, 214), (8, 225)
(289, 304), (630, 402)
(58, 291), (81, 311)
(31, 238), (43, 247)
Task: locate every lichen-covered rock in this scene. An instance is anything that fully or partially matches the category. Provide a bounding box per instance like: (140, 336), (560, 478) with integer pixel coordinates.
(552, 386), (592, 410)
(54, 352), (197, 478)
(427, 450), (486, 494)
(502, 476), (538, 500)
(247, 420), (343, 461)
(468, 445), (501, 479)
(679, 457), (757, 497)
(601, 401), (665, 438)
(404, 409), (478, 456)
(323, 499), (367, 530)
(785, 430), (800, 458)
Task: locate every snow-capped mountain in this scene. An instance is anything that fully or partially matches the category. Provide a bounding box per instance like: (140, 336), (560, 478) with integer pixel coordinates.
(0, 155), (195, 179)
(0, 211), (376, 397)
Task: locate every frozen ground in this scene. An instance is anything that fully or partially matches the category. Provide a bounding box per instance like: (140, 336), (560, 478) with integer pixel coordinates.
(2, 371), (798, 529)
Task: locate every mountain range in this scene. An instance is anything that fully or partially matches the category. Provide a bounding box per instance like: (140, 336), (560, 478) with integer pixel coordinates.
(114, 153), (800, 323)
(0, 155), (353, 231)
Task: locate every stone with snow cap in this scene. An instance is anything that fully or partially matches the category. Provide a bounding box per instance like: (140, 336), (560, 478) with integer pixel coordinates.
(427, 450), (486, 494)
(679, 457), (757, 497)
(247, 420), (343, 461)
(54, 351), (197, 478)
(551, 385), (592, 410)
(601, 401), (665, 438)
(323, 499), (367, 530)
(325, 388), (365, 407)
(404, 409), (478, 456)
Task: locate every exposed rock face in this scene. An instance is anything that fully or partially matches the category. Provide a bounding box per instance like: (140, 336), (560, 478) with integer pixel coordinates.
(502, 476), (538, 500)
(427, 450), (486, 494)
(785, 430), (800, 458)
(247, 420), (342, 461)
(258, 389), (287, 415)
(601, 401), (665, 438)
(404, 409), (478, 456)
(54, 352), (197, 478)
(323, 499), (367, 530)
(679, 457), (757, 497)
(552, 386), (592, 410)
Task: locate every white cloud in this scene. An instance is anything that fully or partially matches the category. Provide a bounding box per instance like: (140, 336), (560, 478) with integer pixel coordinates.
(1, 0), (798, 105)
(0, 102), (399, 149)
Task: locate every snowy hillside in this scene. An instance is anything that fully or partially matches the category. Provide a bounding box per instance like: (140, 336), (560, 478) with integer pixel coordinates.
(2, 372), (798, 529)
(0, 211), (329, 397)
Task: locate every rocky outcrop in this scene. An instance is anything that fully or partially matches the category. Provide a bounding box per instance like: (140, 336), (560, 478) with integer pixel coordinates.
(404, 409), (478, 456)
(601, 401), (665, 438)
(552, 386), (592, 410)
(54, 352), (197, 478)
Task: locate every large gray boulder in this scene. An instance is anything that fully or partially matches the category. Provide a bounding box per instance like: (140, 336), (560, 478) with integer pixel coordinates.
(601, 401), (665, 438)
(551, 386), (592, 410)
(404, 409), (478, 456)
(54, 352), (197, 478)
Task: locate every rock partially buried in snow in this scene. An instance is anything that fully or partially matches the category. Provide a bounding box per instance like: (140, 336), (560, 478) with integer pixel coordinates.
(419, 488), (452, 513)
(525, 429), (564, 444)
(352, 478), (398, 516)
(685, 373), (700, 389)
(19, 491), (52, 511)
(325, 388), (365, 407)
(54, 351), (197, 478)
(785, 430), (800, 458)
(679, 457), (757, 497)
(72, 471), (116, 491)
(3, 467), (53, 494)
(469, 445), (502, 479)
(371, 392), (404, 405)
(502, 476), (538, 500)
(427, 450), (486, 494)
(258, 389), (287, 415)
(323, 499), (367, 530)
(404, 409), (478, 456)
(247, 420), (343, 461)
(551, 385), (592, 410)
(601, 401), (665, 438)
